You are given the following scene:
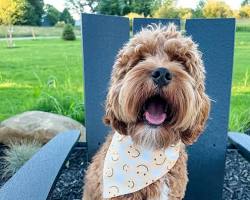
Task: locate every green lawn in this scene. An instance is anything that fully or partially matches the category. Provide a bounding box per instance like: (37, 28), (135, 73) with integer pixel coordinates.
(229, 32), (250, 132)
(0, 32), (249, 131)
(0, 39), (84, 123)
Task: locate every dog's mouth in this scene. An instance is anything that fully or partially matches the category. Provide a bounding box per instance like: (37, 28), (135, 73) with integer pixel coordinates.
(141, 95), (168, 126)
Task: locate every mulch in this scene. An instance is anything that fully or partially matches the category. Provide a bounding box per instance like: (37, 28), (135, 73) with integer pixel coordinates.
(0, 143), (249, 200)
(47, 144), (87, 200)
(223, 148), (250, 200)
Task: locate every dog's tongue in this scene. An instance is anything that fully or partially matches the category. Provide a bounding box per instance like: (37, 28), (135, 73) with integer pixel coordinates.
(144, 100), (166, 125)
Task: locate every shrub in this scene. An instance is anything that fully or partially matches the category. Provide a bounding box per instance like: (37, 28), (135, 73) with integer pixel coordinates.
(62, 24), (76, 41)
(1, 141), (42, 178)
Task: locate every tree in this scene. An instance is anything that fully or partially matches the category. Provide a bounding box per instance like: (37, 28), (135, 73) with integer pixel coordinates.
(96, 0), (124, 15)
(153, 0), (193, 19)
(26, 0), (44, 25)
(153, 0), (179, 18)
(44, 4), (61, 26)
(239, 5), (250, 18)
(14, 0), (44, 26)
(241, 0), (250, 6)
(0, 0), (25, 47)
(131, 0), (157, 17)
(95, 0), (157, 17)
(60, 8), (75, 25)
(203, 0), (233, 18)
(65, 0), (97, 14)
(192, 0), (205, 18)
(178, 7), (193, 19)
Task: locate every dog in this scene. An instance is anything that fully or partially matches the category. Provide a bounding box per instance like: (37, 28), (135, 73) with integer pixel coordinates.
(83, 24), (210, 200)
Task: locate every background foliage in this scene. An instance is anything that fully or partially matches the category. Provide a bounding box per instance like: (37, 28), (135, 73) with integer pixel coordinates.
(0, 0), (25, 25)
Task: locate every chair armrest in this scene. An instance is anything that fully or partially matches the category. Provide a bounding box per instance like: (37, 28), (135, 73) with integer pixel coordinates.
(228, 132), (250, 162)
(0, 130), (80, 200)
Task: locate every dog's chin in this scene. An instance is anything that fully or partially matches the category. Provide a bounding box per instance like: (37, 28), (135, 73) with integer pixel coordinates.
(129, 95), (178, 150)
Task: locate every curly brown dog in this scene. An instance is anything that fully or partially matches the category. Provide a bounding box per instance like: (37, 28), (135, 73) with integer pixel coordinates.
(83, 24), (210, 200)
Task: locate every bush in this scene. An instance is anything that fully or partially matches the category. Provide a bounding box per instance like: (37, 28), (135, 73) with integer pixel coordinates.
(1, 141), (42, 178)
(62, 24), (76, 41)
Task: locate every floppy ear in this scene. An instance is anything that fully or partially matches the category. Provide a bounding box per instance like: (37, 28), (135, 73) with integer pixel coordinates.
(103, 105), (127, 135)
(164, 35), (211, 144)
(181, 90), (210, 145)
(103, 48), (129, 135)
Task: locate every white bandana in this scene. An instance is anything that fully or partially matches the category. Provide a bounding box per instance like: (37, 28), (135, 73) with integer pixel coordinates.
(103, 132), (181, 198)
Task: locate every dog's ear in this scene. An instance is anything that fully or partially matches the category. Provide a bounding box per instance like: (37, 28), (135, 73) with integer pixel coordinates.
(164, 35), (211, 144)
(103, 48), (129, 135)
(103, 107), (127, 135)
(181, 90), (210, 145)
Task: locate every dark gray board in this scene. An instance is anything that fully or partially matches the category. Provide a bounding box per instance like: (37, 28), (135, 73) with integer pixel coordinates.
(0, 130), (80, 200)
(82, 14), (130, 158)
(133, 18), (181, 33)
(185, 18), (235, 200)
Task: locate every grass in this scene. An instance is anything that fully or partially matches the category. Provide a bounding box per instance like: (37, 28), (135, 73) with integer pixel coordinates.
(0, 28), (249, 132)
(0, 25), (81, 38)
(0, 38), (84, 123)
(229, 31), (250, 132)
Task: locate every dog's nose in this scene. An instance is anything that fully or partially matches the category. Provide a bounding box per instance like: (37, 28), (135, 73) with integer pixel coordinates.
(151, 67), (172, 87)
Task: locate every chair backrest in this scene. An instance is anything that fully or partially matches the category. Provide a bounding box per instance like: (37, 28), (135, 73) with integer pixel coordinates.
(82, 14), (235, 200)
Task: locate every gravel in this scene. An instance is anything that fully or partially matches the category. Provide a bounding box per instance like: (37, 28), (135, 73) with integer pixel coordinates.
(0, 143), (249, 200)
(223, 148), (250, 200)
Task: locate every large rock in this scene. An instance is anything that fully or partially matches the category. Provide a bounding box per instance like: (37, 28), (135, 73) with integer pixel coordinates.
(0, 111), (86, 144)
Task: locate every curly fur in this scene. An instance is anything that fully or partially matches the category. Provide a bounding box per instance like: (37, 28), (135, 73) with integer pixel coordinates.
(83, 24), (210, 200)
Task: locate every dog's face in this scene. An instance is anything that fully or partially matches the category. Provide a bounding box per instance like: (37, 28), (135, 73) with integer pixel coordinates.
(104, 24), (210, 149)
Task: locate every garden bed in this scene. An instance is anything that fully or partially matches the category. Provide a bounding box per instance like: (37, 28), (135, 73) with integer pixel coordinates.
(0, 143), (249, 200)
